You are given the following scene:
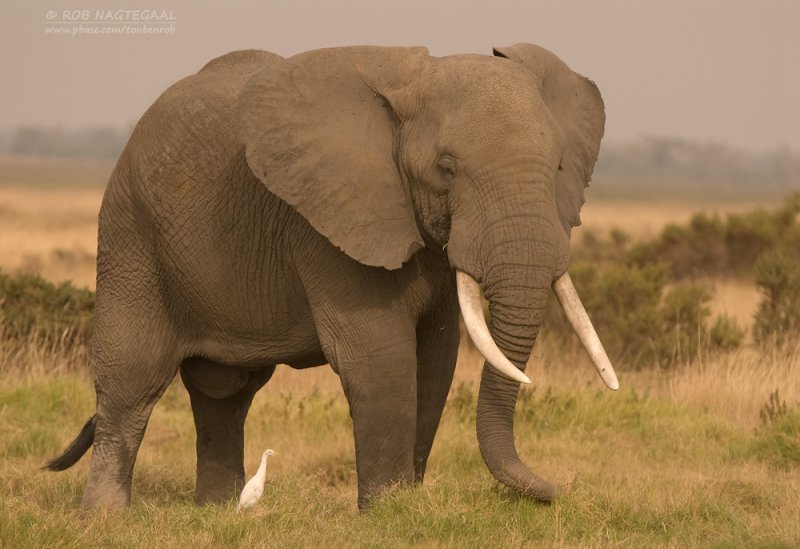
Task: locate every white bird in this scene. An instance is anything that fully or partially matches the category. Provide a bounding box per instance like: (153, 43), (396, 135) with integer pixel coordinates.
(237, 448), (276, 511)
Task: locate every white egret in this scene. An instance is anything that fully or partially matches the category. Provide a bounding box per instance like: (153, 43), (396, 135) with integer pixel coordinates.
(236, 449), (276, 511)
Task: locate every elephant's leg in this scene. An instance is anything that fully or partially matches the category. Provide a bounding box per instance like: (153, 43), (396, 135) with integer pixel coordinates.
(321, 312), (418, 510)
(82, 310), (180, 509)
(180, 359), (275, 505)
(413, 284), (461, 482)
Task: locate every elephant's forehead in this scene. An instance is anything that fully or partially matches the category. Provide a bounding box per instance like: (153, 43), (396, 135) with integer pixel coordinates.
(427, 57), (555, 151)
(431, 55), (536, 102)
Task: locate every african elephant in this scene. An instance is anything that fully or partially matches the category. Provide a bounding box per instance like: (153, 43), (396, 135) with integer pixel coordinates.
(47, 43), (618, 511)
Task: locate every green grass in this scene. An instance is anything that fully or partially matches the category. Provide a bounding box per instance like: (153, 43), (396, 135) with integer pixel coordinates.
(1, 372), (798, 547)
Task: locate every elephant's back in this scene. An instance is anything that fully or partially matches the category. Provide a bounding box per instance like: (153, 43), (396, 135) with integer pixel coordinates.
(100, 48), (286, 247)
(120, 50), (282, 196)
(199, 49), (282, 74)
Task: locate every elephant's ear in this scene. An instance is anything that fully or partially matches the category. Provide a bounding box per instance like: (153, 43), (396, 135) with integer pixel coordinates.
(236, 47), (428, 270)
(493, 44), (605, 234)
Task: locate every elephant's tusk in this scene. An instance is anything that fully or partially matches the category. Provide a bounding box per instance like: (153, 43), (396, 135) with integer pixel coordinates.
(456, 270), (531, 385)
(552, 272), (620, 391)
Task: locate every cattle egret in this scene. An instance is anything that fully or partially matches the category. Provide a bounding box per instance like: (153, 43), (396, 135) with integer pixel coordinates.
(237, 449), (276, 511)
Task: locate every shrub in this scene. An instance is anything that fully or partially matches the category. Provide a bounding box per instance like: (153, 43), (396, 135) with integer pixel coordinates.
(752, 407), (800, 469)
(543, 262), (744, 369)
(709, 314), (746, 352)
(574, 227), (631, 266)
(659, 283), (712, 363)
(626, 193), (800, 279)
(0, 270), (94, 347)
(759, 389), (788, 427)
(628, 213), (727, 278)
(752, 249), (800, 346)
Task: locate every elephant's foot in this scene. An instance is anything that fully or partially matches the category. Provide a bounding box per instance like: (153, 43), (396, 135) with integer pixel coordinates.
(80, 447), (134, 511)
(357, 476), (415, 511)
(346, 368), (418, 512)
(195, 460), (244, 505)
(81, 480), (130, 511)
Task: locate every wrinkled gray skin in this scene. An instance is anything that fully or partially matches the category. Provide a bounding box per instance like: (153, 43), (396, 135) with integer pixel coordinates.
(49, 44), (604, 510)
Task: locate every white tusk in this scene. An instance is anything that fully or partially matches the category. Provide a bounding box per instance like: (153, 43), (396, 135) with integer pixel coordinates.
(552, 272), (620, 391)
(456, 270), (531, 384)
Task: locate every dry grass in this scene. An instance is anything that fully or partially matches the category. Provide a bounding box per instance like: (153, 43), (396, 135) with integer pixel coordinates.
(666, 345), (800, 428)
(0, 186), (102, 289)
(579, 199), (777, 240)
(1, 336), (798, 546)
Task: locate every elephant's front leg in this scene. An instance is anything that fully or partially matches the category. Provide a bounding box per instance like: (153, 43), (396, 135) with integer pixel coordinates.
(323, 312), (419, 510)
(414, 283), (461, 482)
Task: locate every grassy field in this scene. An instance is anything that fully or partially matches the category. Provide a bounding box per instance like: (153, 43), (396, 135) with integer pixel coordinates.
(1, 341), (799, 547)
(1, 156), (798, 546)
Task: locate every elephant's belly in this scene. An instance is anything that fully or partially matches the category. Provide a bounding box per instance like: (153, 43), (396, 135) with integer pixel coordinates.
(192, 315), (327, 370)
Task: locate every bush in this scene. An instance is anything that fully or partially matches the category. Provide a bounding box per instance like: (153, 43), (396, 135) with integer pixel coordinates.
(575, 262), (666, 366)
(543, 262), (742, 369)
(752, 249), (800, 346)
(626, 193), (800, 279)
(659, 283), (712, 363)
(0, 270), (94, 347)
(709, 314), (746, 352)
(628, 214), (727, 278)
(559, 195), (800, 359)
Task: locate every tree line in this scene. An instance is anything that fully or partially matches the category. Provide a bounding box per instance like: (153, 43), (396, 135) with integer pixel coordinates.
(1, 126), (798, 197)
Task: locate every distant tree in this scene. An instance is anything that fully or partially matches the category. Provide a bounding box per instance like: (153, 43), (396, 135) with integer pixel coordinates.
(2, 125), (133, 159)
(593, 137), (800, 199)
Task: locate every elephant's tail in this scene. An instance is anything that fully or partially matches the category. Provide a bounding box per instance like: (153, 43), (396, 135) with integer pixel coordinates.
(44, 414), (96, 471)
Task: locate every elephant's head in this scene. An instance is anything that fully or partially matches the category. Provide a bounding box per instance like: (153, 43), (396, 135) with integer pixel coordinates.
(236, 44), (618, 502)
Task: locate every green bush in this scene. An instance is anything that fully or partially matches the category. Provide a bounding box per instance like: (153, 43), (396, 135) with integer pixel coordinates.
(752, 249), (800, 346)
(625, 193), (800, 279)
(628, 213), (727, 278)
(752, 407), (800, 469)
(709, 314), (746, 352)
(0, 270), (94, 347)
(562, 194), (799, 357)
(659, 283), (712, 363)
(543, 262), (742, 369)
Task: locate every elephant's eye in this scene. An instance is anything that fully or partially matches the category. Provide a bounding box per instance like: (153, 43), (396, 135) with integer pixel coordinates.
(437, 155), (457, 181)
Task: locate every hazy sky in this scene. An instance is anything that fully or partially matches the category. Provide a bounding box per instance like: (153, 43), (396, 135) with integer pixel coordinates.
(2, 0), (798, 151)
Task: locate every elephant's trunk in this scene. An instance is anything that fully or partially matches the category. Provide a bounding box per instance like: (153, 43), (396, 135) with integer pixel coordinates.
(462, 266), (618, 501)
(475, 262), (557, 501)
(453, 211), (617, 501)
(447, 161), (617, 501)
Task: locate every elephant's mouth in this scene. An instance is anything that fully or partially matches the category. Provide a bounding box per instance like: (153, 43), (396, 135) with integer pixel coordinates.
(456, 270), (619, 390)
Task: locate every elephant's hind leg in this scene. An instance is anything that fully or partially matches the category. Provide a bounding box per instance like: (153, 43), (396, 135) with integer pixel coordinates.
(180, 359), (275, 505)
(83, 308), (181, 510)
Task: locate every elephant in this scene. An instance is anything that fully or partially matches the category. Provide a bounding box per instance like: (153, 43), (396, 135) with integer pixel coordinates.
(47, 43), (618, 511)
